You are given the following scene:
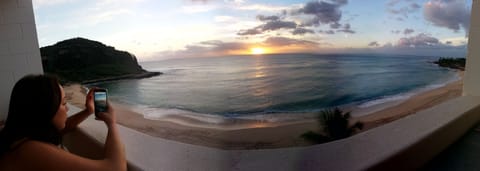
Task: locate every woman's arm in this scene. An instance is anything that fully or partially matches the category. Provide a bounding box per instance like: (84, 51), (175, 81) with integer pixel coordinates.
(62, 88), (95, 134)
(18, 103), (126, 171)
(98, 103), (126, 170)
(62, 109), (92, 133)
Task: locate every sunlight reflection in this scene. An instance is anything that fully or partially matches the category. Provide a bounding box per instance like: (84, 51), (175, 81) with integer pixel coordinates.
(254, 57), (266, 78)
(255, 70), (266, 78)
(251, 57), (271, 99)
(251, 120), (268, 128)
(251, 123), (267, 128)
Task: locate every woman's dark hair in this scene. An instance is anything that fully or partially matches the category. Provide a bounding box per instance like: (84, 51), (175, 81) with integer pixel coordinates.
(0, 74), (62, 155)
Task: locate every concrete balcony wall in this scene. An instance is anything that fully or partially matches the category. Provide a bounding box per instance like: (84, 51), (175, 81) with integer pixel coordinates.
(0, 0), (43, 120)
(65, 96), (480, 171)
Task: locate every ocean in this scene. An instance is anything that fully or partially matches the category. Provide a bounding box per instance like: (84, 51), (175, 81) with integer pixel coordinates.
(90, 54), (458, 120)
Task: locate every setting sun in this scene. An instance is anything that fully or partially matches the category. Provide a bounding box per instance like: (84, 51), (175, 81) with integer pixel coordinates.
(251, 47), (266, 55)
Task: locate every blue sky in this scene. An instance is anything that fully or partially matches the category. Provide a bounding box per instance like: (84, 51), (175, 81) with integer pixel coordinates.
(32, 0), (472, 60)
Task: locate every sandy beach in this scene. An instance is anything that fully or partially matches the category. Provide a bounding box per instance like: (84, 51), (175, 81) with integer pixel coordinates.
(63, 72), (464, 149)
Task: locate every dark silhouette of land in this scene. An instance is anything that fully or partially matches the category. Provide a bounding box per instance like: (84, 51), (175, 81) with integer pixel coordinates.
(40, 37), (161, 84)
(434, 57), (466, 71)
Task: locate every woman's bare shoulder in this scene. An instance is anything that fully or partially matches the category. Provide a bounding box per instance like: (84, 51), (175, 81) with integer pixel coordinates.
(11, 140), (62, 159)
(0, 140), (58, 170)
(18, 140), (58, 150)
(5, 140), (105, 171)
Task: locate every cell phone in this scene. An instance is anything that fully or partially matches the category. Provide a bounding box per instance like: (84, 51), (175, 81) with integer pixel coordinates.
(93, 88), (108, 118)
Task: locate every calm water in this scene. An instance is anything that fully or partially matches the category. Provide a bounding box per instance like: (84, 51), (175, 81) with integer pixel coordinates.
(91, 54), (457, 118)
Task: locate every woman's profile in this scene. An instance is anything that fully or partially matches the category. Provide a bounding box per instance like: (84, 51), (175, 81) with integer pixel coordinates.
(0, 75), (126, 171)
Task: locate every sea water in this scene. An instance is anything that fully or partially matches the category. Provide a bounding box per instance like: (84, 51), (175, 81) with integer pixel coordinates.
(90, 54), (458, 119)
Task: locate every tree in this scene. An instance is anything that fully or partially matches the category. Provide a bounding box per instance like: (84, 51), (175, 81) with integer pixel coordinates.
(301, 108), (363, 144)
(434, 57), (465, 71)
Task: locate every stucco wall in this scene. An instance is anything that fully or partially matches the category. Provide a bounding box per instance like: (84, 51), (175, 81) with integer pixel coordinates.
(464, 0), (480, 96)
(0, 0), (43, 120)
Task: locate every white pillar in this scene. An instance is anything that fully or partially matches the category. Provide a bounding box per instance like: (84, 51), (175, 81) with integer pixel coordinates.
(0, 0), (43, 120)
(464, 0), (480, 96)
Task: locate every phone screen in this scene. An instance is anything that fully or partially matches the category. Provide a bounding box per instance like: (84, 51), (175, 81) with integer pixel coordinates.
(94, 90), (108, 114)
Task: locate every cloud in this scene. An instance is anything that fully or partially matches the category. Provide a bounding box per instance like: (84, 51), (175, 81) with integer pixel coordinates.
(331, 0), (348, 5)
(199, 40), (248, 51)
(235, 4), (291, 12)
(263, 20), (297, 31)
(189, 0), (210, 3)
(59, 0), (144, 28)
(292, 28), (315, 35)
(33, 0), (76, 8)
(288, 1), (355, 34)
(237, 20), (297, 35)
(388, 5), (420, 15)
(88, 9), (133, 25)
(155, 33), (466, 59)
(182, 4), (219, 13)
(390, 28), (415, 35)
(441, 36), (468, 46)
(368, 41), (380, 47)
(189, 0), (245, 4)
(396, 33), (441, 48)
(391, 30), (401, 34)
(371, 43), (466, 57)
(225, 0), (245, 4)
(336, 23), (355, 34)
(337, 30), (355, 34)
(410, 3), (421, 9)
(330, 22), (342, 29)
(257, 15), (280, 21)
(263, 36), (319, 47)
(319, 30), (336, 34)
(387, 0), (401, 6)
(387, 1), (422, 21)
(95, 0), (145, 7)
(423, 0), (470, 32)
(159, 40), (249, 58)
(293, 0), (348, 26)
(237, 1), (354, 36)
(156, 37), (321, 58)
(351, 32), (467, 57)
(214, 15), (235, 23)
(237, 28), (263, 36)
(403, 28), (414, 35)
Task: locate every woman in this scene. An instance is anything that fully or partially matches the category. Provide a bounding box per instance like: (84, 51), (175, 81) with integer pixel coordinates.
(0, 75), (126, 171)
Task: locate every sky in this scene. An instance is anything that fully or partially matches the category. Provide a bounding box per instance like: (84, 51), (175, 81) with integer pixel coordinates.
(32, 0), (472, 61)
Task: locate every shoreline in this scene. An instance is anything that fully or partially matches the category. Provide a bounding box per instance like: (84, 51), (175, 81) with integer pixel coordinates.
(79, 71), (162, 85)
(355, 72), (463, 130)
(63, 71), (464, 149)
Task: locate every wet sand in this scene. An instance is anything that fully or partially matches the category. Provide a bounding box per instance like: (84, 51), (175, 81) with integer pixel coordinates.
(63, 72), (463, 149)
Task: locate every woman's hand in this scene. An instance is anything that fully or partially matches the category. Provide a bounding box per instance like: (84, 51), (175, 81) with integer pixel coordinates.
(62, 87), (100, 134)
(85, 87), (95, 114)
(95, 102), (116, 126)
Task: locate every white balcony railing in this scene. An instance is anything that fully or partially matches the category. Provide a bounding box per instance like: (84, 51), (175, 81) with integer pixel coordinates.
(64, 95), (480, 171)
